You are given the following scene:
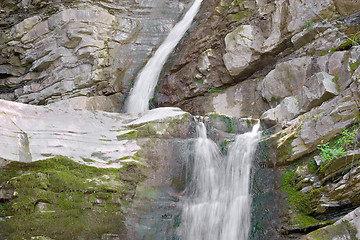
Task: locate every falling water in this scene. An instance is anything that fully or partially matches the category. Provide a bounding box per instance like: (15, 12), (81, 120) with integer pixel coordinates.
(125, 0), (203, 113)
(181, 121), (260, 240)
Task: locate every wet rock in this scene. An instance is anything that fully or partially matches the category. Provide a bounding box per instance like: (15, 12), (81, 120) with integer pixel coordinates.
(180, 78), (269, 118)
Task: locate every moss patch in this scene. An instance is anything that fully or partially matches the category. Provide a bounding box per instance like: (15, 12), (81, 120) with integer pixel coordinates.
(281, 169), (320, 230)
(0, 156), (145, 240)
(306, 220), (358, 240)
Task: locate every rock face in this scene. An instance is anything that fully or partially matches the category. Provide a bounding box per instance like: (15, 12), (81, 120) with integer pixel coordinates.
(0, 99), (194, 167)
(155, 0), (358, 116)
(0, 0), (188, 109)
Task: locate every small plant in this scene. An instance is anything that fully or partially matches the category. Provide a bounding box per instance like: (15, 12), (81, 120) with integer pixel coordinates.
(208, 86), (226, 93)
(317, 124), (359, 164)
(196, 79), (204, 84)
(331, 31), (360, 52)
(304, 20), (313, 29)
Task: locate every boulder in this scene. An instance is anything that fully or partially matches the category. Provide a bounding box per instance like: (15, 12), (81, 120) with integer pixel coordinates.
(223, 25), (264, 76)
(261, 56), (312, 106)
(261, 96), (300, 125)
(299, 72), (339, 112)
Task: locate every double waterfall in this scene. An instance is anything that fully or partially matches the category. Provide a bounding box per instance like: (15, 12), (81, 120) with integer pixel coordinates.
(181, 122), (261, 240)
(125, 0), (261, 239)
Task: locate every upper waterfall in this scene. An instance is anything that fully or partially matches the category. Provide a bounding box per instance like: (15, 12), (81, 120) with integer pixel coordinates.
(125, 0), (203, 113)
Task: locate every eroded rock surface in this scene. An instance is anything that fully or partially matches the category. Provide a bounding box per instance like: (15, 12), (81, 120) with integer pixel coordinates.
(0, 0), (188, 109)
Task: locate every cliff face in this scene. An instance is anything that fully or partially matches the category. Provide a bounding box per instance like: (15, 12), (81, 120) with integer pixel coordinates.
(0, 0), (189, 110)
(1, 0), (360, 239)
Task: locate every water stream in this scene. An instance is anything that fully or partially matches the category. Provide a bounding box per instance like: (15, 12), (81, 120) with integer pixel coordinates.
(181, 121), (261, 240)
(125, 0), (203, 113)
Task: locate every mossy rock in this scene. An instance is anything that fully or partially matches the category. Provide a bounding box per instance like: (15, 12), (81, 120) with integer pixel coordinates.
(303, 220), (358, 240)
(0, 156), (146, 240)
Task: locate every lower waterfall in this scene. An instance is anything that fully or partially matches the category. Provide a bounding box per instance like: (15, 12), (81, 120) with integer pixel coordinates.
(181, 121), (260, 240)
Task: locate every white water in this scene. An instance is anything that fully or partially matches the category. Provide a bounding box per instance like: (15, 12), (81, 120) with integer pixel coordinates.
(125, 0), (203, 113)
(181, 122), (261, 240)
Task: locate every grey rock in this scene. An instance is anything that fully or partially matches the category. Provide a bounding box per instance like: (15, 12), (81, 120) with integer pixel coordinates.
(223, 25), (264, 76)
(261, 56), (312, 106)
(299, 72), (339, 112)
(272, 87), (360, 164)
(181, 78), (269, 119)
(0, 1), (187, 109)
(18, 131), (32, 162)
(0, 99), (194, 168)
(261, 96), (300, 125)
(334, 0), (360, 15)
(303, 206), (360, 239)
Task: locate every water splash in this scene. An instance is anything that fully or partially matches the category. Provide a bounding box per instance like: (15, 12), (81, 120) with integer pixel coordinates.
(125, 0), (203, 113)
(181, 121), (261, 240)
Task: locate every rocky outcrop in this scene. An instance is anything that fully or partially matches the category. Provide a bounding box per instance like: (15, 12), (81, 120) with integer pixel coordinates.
(0, 0), (188, 109)
(303, 207), (360, 239)
(0, 99), (194, 167)
(0, 99), (198, 239)
(156, 0), (359, 117)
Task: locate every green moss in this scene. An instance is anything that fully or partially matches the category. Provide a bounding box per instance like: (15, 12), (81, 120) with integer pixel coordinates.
(208, 86), (226, 93)
(220, 138), (235, 155)
(281, 169), (319, 229)
(0, 156), (145, 239)
(196, 79), (204, 84)
(277, 133), (295, 162)
(304, 20), (313, 29)
(233, 11), (245, 20)
(330, 31), (360, 52)
(208, 113), (235, 133)
(306, 220), (358, 240)
(350, 60), (360, 73)
(117, 130), (138, 140)
(307, 159), (319, 174)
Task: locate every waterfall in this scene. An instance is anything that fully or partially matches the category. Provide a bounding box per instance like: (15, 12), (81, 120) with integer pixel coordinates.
(125, 0), (203, 113)
(181, 121), (260, 240)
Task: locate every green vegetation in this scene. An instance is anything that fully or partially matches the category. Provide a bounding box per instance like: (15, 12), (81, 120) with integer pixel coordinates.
(317, 125), (359, 176)
(215, 0), (254, 21)
(281, 169), (319, 229)
(304, 20), (313, 29)
(196, 79), (204, 84)
(350, 60), (360, 73)
(306, 220), (358, 240)
(220, 138), (235, 155)
(331, 31), (360, 52)
(208, 86), (226, 93)
(208, 113), (235, 133)
(0, 156), (145, 240)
